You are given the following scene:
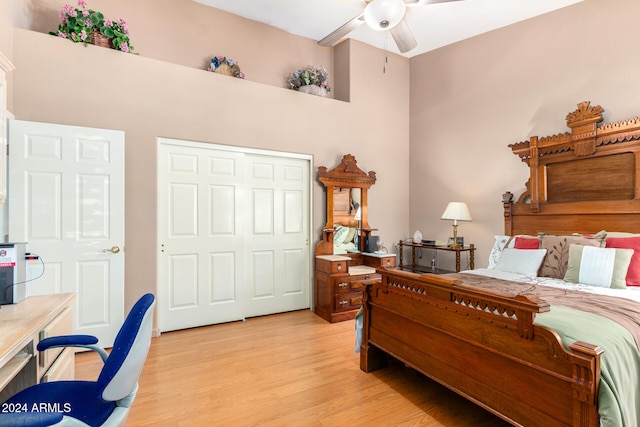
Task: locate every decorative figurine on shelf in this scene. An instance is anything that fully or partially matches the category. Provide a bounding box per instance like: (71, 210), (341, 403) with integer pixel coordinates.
(412, 230), (422, 243)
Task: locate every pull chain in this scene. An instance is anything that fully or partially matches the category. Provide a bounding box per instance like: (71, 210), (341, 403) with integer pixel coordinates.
(383, 35), (388, 74)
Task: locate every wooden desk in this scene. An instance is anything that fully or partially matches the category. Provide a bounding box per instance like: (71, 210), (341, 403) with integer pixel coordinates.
(0, 293), (75, 402)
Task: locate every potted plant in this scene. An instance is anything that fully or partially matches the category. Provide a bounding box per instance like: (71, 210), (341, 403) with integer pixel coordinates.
(50, 0), (136, 53)
(101, 18), (135, 53)
(286, 65), (331, 97)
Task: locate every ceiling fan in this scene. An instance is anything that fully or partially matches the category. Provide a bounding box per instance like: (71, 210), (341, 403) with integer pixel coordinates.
(318, 0), (463, 53)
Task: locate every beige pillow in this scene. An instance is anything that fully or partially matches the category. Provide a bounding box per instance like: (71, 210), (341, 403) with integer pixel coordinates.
(539, 234), (604, 278)
(344, 227), (357, 244)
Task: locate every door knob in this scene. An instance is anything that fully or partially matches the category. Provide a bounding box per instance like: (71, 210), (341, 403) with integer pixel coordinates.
(103, 246), (121, 254)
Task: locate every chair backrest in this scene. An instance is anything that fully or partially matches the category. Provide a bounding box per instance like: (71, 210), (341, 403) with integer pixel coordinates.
(95, 293), (155, 402)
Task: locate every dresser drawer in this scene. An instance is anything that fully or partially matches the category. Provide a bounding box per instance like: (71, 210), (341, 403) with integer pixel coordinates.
(333, 278), (352, 293)
(363, 255), (396, 268)
(331, 260), (348, 273)
(315, 256), (350, 274)
(334, 291), (363, 312)
(348, 273), (380, 288)
(379, 256), (395, 268)
(349, 278), (378, 291)
(333, 274), (379, 293)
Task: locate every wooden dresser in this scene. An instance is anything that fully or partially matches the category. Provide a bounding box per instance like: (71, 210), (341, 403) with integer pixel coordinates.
(313, 154), (394, 322)
(314, 253), (395, 323)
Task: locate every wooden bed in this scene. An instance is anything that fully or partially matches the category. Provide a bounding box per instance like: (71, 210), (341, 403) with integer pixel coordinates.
(359, 102), (640, 426)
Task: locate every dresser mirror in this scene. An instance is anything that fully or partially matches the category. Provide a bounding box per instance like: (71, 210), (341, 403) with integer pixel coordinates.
(331, 187), (361, 254)
(315, 154), (376, 256)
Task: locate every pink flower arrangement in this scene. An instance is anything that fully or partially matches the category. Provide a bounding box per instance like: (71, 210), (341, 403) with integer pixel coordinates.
(50, 1), (136, 53)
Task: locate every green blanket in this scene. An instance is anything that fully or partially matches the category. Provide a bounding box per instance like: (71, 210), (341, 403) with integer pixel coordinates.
(535, 306), (640, 427)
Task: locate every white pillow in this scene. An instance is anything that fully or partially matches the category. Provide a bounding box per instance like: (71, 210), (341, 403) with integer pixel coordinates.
(494, 248), (547, 277)
(487, 235), (511, 269)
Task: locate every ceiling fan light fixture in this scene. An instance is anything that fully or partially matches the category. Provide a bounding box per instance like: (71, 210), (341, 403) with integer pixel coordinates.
(364, 0), (407, 31)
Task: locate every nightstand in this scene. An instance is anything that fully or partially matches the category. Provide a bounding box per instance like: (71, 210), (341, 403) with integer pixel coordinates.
(397, 241), (475, 273)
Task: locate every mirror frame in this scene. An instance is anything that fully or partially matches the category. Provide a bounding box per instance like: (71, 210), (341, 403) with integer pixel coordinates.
(315, 154), (376, 255)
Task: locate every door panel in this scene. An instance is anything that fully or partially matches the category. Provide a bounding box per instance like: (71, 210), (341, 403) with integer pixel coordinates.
(244, 154), (309, 318)
(9, 120), (125, 347)
(27, 172), (62, 239)
(159, 143), (245, 331)
(158, 140), (311, 332)
(169, 254), (198, 307)
(210, 252), (235, 302)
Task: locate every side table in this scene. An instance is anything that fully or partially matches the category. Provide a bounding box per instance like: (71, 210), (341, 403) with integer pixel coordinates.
(398, 241), (475, 273)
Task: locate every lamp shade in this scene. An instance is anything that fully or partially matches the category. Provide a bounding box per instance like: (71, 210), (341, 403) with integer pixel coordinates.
(354, 206), (362, 221)
(364, 0), (407, 31)
(441, 202), (472, 222)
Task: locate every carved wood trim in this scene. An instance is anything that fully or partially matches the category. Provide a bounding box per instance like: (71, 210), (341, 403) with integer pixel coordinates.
(507, 102), (640, 222)
(317, 154), (377, 189)
(509, 101), (640, 162)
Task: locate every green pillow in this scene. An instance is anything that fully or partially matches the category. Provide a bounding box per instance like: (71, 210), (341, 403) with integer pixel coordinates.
(564, 244), (633, 289)
(334, 225), (349, 245)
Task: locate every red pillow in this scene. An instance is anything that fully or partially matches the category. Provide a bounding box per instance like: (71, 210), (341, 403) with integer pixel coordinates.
(514, 236), (541, 249)
(605, 237), (640, 286)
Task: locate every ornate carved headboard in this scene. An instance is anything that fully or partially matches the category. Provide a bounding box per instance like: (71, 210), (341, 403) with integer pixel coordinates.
(504, 101), (640, 235)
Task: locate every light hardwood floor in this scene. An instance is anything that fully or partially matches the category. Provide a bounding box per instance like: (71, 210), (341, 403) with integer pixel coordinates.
(75, 309), (511, 426)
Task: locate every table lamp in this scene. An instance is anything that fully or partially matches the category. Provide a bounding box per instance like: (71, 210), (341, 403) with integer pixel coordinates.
(354, 206), (362, 250)
(441, 202), (472, 248)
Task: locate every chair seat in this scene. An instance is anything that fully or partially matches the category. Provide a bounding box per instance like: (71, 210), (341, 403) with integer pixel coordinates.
(5, 381), (116, 427)
(0, 412), (63, 427)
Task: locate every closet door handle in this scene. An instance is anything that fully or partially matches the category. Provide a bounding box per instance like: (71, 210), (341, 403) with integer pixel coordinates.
(103, 246), (121, 254)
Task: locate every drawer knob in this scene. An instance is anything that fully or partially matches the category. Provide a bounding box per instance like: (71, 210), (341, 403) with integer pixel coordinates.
(338, 282), (348, 288)
(337, 264), (342, 271)
(364, 275), (369, 279)
(339, 300), (348, 306)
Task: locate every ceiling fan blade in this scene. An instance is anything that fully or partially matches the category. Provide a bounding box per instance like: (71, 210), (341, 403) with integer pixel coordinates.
(318, 14), (365, 47)
(390, 18), (417, 53)
(406, 0), (463, 6)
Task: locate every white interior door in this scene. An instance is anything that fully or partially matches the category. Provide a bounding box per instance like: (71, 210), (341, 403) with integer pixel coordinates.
(158, 139), (311, 332)
(8, 119), (125, 347)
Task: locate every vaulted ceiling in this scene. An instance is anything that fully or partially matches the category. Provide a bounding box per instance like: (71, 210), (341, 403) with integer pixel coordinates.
(194, 0), (584, 58)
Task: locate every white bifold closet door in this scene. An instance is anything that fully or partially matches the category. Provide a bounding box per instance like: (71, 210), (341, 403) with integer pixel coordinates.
(157, 139), (311, 332)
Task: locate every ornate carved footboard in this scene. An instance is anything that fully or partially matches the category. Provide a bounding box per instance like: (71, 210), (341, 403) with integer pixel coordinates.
(360, 268), (602, 427)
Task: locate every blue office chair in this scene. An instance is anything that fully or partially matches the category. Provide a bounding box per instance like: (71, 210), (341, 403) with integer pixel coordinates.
(0, 293), (155, 427)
